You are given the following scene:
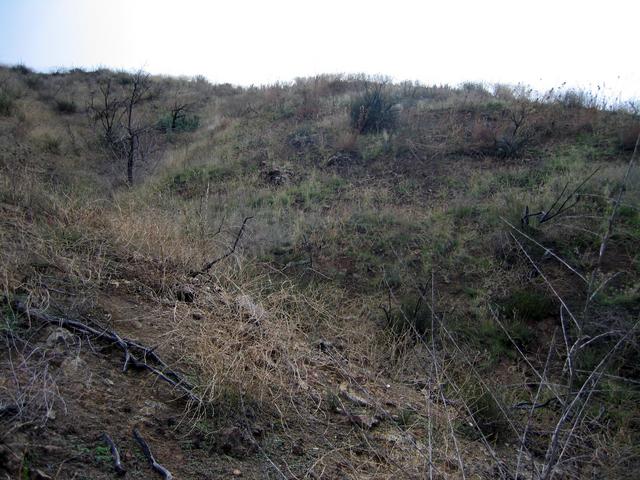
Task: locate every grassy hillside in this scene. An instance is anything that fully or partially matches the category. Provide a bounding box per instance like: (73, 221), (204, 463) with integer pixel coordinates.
(1, 64), (639, 479)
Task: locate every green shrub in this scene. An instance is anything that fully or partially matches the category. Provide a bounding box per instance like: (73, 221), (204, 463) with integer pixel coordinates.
(500, 289), (554, 322)
(157, 113), (200, 133)
(385, 294), (431, 338)
(0, 90), (14, 116)
(55, 99), (77, 114)
(24, 75), (43, 90)
(350, 86), (397, 134)
(11, 63), (32, 75)
(38, 134), (62, 155)
(455, 383), (510, 441)
(168, 165), (235, 198)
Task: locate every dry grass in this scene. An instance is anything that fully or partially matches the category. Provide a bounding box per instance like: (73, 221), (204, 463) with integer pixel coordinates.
(1, 65), (639, 478)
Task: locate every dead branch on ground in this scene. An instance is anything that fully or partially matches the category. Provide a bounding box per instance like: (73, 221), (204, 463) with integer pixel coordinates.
(102, 432), (126, 476)
(133, 428), (173, 480)
(11, 299), (202, 405)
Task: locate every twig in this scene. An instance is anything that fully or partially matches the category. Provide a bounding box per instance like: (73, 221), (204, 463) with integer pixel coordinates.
(501, 217), (588, 283)
(508, 232), (581, 332)
(102, 432), (126, 476)
(133, 428), (173, 480)
(191, 216), (253, 276)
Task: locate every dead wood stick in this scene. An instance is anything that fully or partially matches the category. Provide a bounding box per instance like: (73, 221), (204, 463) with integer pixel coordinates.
(133, 428), (173, 480)
(102, 432), (126, 476)
(12, 300), (202, 404)
(191, 215), (253, 276)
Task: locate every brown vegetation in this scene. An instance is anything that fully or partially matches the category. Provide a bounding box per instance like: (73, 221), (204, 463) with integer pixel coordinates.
(1, 65), (639, 479)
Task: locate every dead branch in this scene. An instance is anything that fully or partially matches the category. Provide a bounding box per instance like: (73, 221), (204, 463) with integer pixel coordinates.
(102, 432), (126, 476)
(191, 216), (253, 276)
(521, 167), (600, 226)
(11, 299), (202, 405)
(133, 428), (173, 480)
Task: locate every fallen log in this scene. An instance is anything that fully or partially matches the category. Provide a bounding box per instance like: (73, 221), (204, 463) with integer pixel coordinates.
(12, 299), (202, 405)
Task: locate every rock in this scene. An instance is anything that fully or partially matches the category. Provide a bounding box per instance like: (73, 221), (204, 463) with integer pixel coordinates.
(31, 469), (53, 480)
(138, 400), (167, 420)
(347, 413), (380, 430)
(232, 469), (242, 476)
(264, 168), (288, 185)
(291, 439), (304, 456)
(326, 152), (355, 167)
(45, 328), (75, 349)
(338, 383), (371, 407)
(0, 442), (23, 477)
(60, 356), (87, 378)
(175, 285), (195, 303)
(235, 294), (267, 323)
(316, 339), (333, 351)
(215, 426), (257, 458)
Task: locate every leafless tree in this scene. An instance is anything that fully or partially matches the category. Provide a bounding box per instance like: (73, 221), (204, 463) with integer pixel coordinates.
(88, 70), (157, 185)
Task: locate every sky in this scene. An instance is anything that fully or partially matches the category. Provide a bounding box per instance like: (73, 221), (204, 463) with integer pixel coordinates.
(0, 0), (638, 101)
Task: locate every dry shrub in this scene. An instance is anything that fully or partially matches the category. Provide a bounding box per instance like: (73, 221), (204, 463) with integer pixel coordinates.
(335, 130), (359, 153)
(618, 124), (640, 151)
(295, 88), (321, 120)
(470, 118), (497, 151)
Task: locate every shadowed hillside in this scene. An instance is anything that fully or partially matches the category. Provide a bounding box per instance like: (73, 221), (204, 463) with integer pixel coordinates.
(1, 64), (639, 479)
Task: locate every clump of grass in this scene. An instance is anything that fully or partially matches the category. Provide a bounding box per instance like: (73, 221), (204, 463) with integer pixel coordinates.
(157, 113), (200, 133)
(11, 63), (32, 75)
(168, 165), (237, 198)
(455, 384), (511, 441)
(0, 89), (14, 116)
(385, 294), (431, 338)
(55, 99), (77, 114)
(37, 134), (62, 155)
(350, 85), (397, 134)
(500, 289), (555, 322)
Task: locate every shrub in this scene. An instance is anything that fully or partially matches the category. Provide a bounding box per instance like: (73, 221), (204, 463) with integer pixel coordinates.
(0, 90), (14, 116)
(11, 63), (32, 75)
(24, 75), (43, 90)
(618, 124), (640, 151)
(455, 383), (511, 441)
(55, 99), (77, 114)
(500, 289), (554, 322)
(157, 113), (200, 133)
(349, 86), (397, 134)
(38, 134), (62, 154)
(385, 294), (431, 338)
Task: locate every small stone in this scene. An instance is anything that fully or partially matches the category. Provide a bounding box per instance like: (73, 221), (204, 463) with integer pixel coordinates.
(235, 295), (267, 322)
(232, 469), (242, 476)
(46, 328), (74, 349)
(175, 285), (195, 303)
(32, 469), (53, 479)
(60, 356), (87, 377)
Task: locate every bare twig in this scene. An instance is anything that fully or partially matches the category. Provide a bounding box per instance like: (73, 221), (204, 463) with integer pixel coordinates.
(191, 216), (253, 276)
(501, 217), (588, 283)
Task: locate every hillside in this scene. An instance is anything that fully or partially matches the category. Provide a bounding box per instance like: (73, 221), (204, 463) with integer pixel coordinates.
(1, 65), (639, 479)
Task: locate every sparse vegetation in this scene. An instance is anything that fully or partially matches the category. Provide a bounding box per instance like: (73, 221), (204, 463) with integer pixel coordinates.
(1, 65), (639, 479)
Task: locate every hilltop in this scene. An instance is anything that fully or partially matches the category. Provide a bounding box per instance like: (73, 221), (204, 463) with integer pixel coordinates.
(1, 64), (639, 479)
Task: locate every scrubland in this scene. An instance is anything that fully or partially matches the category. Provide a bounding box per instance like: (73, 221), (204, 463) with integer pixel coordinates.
(0, 65), (639, 479)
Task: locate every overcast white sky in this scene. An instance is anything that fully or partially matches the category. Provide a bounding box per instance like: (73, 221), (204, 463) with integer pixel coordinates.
(0, 0), (638, 100)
